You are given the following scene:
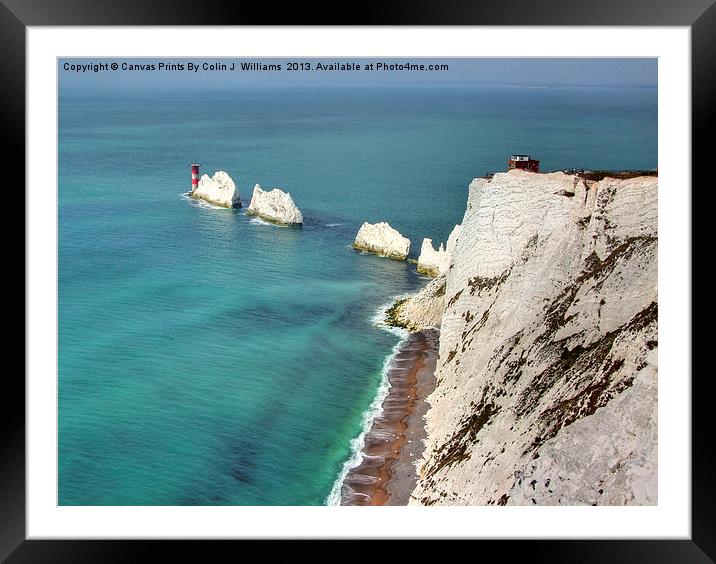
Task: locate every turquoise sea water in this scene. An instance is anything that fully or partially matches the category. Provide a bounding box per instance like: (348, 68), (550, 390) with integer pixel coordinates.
(58, 84), (657, 505)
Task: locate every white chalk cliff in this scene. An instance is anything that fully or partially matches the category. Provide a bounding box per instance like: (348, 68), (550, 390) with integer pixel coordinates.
(417, 224), (462, 276)
(191, 171), (241, 208)
(398, 169), (657, 506)
(388, 274), (446, 331)
(352, 222), (411, 260)
(506, 346), (657, 506)
(246, 185), (303, 225)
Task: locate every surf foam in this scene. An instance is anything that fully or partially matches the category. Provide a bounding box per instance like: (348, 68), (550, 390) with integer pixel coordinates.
(180, 192), (227, 210)
(325, 298), (410, 505)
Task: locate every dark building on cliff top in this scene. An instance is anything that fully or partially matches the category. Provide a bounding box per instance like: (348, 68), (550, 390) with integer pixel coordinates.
(508, 154), (540, 173)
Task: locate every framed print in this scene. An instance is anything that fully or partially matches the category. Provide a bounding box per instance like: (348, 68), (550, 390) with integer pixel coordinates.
(8, 0), (711, 560)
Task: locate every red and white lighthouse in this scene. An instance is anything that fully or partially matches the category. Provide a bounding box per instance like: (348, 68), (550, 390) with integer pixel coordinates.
(191, 164), (200, 192)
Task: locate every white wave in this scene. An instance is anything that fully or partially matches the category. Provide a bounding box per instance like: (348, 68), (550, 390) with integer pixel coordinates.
(326, 223), (345, 227)
(249, 217), (272, 226)
(370, 295), (412, 338)
(179, 192), (226, 210)
(325, 297), (411, 506)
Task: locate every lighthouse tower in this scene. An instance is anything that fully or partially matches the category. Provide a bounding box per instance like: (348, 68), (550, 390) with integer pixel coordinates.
(190, 164), (200, 192)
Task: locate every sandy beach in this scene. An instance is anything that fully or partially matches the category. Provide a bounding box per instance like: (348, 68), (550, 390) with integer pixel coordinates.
(340, 329), (438, 505)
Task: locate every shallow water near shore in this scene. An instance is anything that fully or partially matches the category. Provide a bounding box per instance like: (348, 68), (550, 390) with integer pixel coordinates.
(58, 84), (656, 505)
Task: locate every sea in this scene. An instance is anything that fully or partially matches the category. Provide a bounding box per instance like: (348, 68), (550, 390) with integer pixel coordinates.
(58, 83), (657, 505)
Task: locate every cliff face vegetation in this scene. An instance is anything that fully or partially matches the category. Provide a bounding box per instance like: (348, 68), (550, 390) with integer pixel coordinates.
(388, 274), (447, 331)
(405, 169), (657, 506)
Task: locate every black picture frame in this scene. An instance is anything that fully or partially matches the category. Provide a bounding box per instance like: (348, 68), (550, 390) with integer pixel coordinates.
(7, 0), (709, 561)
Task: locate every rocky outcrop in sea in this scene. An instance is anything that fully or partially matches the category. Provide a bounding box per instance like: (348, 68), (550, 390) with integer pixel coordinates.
(191, 171), (241, 208)
(352, 221), (410, 260)
(246, 185), (303, 226)
(394, 169), (657, 506)
(417, 224), (462, 276)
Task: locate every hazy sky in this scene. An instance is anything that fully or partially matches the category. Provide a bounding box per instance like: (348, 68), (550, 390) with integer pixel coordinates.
(59, 58), (657, 92)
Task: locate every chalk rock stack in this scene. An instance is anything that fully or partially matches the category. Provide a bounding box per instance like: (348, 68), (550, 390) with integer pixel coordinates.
(246, 185), (303, 226)
(396, 169), (657, 506)
(352, 221), (411, 261)
(192, 171), (241, 208)
(417, 224), (463, 276)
